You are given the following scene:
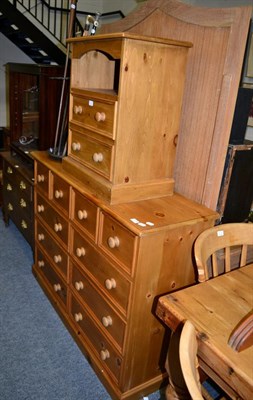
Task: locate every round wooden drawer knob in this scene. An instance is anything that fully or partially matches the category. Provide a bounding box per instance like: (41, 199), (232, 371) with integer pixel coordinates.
(74, 312), (83, 322)
(53, 283), (61, 292)
(54, 254), (62, 264)
(105, 278), (116, 290)
(100, 349), (110, 361)
(95, 111), (106, 122)
(55, 189), (63, 199)
(74, 105), (83, 115)
(107, 236), (120, 249)
(75, 281), (84, 291)
(54, 223), (63, 232)
(102, 316), (112, 327)
(37, 174), (45, 183)
(77, 209), (88, 220)
(38, 260), (45, 268)
(37, 204), (45, 213)
(38, 233), (45, 241)
(72, 142), (81, 151)
(76, 247), (86, 257)
(92, 152), (103, 163)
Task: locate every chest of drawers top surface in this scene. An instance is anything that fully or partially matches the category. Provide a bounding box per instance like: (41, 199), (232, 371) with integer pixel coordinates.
(33, 151), (217, 235)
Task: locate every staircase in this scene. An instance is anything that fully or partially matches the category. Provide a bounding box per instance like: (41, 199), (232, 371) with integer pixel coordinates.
(0, 0), (67, 65)
(0, 0), (125, 65)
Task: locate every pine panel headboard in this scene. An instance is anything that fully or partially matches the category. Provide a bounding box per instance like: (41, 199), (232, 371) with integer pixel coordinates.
(101, 0), (252, 210)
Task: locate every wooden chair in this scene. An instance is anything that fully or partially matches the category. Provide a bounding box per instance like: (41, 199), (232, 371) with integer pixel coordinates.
(194, 223), (253, 282)
(179, 320), (226, 400)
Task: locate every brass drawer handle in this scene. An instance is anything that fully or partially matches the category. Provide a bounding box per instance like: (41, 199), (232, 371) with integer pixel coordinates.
(102, 316), (112, 327)
(54, 189), (63, 199)
(53, 283), (61, 292)
(72, 142), (81, 152)
(7, 203), (13, 211)
(37, 174), (45, 183)
(54, 223), (63, 232)
(38, 233), (45, 241)
(107, 236), (120, 249)
(105, 278), (116, 290)
(92, 152), (104, 163)
(38, 260), (45, 268)
(7, 183), (12, 191)
(37, 204), (45, 213)
(21, 220), (28, 229)
(74, 312), (83, 322)
(77, 209), (88, 220)
(95, 111), (106, 122)
(74, 281), (84, 291)
(20, 180), (26, 190)
(20, 198), (27, 208)
(53, 255), (62, 264)
(100, 349), (110, 361)
(74, 105), (83, 115)
(7, 166), (13, 174)
(76, 247), (86, 257)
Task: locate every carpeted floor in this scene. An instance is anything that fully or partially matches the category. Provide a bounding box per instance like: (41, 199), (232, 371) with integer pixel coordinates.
(0, 218), (164, 400)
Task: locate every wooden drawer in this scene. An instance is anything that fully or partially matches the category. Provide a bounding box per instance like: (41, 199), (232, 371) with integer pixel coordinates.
(70, 226), (131, 314)
(71, 261), (126, 350)
(36, 219), (68, 279)
(99, 212), (137, 274)
(36, 162), (50, 196)
(71, 188), (98, 240)
(71, 93), (117, 139)
(52, 172), (70, 215)
(69, 129), (113, 179)
(35, 248), (68, 308)
(70, 293), (122, 383)
(36, 193), (69, 248)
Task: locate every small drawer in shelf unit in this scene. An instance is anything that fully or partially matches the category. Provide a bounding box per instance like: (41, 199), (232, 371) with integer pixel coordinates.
(70, 225), (131, 315)
(36, 219), (68, 279)
(71, 261), (126, 351)
(35, 248), (68, 309)
(99, 212), (137, 274)
(71, 187), (99, 241)
(70, 293), (122, 383)
(36, 192), (69, 249)
(35, 161), (50, 197)
(70, 90), (118, 139)
(51, 172), (70, 215)
(69, 128), (114, 180)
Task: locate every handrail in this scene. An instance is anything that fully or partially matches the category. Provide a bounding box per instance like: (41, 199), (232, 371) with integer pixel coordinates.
(8, 0), (125, 49)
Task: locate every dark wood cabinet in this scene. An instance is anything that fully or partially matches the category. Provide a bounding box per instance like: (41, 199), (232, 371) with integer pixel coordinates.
(2, 151), (34, 249)
(2, 63), (65, 248)
(6, 63), (65, 153)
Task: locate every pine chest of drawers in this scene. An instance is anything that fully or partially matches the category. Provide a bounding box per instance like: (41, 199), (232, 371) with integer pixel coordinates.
(32, 151), (218, 400)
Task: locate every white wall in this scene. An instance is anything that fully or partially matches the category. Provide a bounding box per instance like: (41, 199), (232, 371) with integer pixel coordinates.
(0, 33), (35, 128)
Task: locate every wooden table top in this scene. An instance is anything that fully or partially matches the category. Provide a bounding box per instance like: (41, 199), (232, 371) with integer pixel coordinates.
(156, 264), (253, 399)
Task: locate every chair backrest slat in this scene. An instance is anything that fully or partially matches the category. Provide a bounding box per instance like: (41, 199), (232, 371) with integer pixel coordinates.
(240, 244), (247, 267)
(225, 247), (231, 273)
